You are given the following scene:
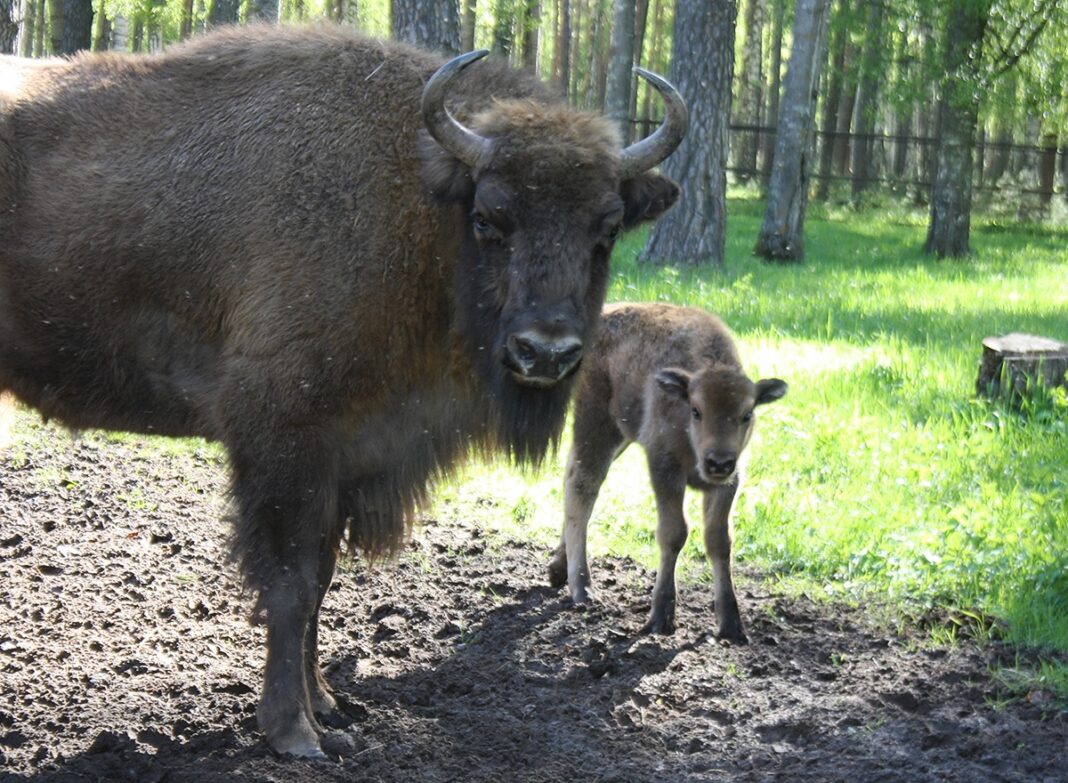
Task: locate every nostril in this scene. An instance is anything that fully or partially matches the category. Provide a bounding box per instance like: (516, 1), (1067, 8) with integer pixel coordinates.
(512, 336), (539, 364)
(557, 342), (583, 365)
(705, 457), (736, 475)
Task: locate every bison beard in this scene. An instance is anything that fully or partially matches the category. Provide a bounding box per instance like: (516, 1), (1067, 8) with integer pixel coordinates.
(0, 26), (686, 758)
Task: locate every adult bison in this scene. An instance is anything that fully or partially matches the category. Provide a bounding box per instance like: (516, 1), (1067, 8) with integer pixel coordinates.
(0, 25), (686, 757)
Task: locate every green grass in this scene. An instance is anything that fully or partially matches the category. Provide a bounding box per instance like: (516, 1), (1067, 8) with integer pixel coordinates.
(435, 195), (1068, 692)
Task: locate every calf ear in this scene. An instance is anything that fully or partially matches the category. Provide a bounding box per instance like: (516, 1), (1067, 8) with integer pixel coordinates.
(755, 378), (788, 405)
(655, 368), (692, 399)
(418, 131), (475, 203)
(620, 172), (681, 228)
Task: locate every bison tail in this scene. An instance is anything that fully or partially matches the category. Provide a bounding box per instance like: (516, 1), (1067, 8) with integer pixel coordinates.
(0, 391), (15, 449)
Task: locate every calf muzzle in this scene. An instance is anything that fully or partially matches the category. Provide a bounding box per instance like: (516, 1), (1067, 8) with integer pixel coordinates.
(704, 453), (737, 481)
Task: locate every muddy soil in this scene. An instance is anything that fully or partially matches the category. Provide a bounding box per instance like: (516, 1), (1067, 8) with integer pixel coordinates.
(1, 424), (1066, 783)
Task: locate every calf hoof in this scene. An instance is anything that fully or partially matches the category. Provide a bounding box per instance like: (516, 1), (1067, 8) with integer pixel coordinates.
(547, 553), (567, 589)
(641, 612), (676, 636)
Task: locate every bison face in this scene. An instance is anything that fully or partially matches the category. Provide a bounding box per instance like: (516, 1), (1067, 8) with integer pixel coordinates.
(419, 51), (686, 461)
(460, 164), (680, 391)
(656, 367), (787, 485)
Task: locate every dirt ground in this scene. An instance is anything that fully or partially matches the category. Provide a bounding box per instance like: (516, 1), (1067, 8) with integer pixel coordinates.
(1, 425), (1066, 783)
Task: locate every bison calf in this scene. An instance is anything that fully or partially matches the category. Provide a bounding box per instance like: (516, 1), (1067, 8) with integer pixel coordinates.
(548, 303), (786, 639)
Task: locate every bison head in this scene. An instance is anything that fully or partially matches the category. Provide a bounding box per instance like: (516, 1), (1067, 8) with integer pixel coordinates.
(419, 51), (687, 462)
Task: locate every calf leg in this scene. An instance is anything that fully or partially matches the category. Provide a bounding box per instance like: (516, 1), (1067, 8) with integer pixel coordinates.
(548, 401), (624, 603)
(642, 457), (688, 635)
(228, 427), (341, 759)
(703, 481), (745, 641)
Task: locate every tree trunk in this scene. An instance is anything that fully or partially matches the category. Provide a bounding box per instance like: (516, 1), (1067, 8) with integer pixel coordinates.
(16, 0), (33, 56)
(641, 0), (737, 267)
(605, 0), (635, 140)
(629, 0), (648, 127)
(209, 0), (240, 26)
(815, 0), (848, 200)
(180, 0), (194, 38)
(890, 29), (911, 187)
(557, 0), (571, 96)
(521, 1), (539, 70)
(31, 0), (43, 53)
(249, 0), (278, 23)
(831, 56), (855, 176)
(924, 0), (987, 258)
(987, 117), (1012, 184)
(1038, 132), (1057, 210)
(732, 0), (763, 183)
(461, 0), (476, 49)
(0, 0), (17, 53)
(51, 0), (93, 54)
(569, 0), (583, 99)
(392, 0), (461, 55)
(754, 0), (831, 262)
(760, 0), (784, 185)
(1061, 144), (1068, 205)
(92, 0), (109, 50)
(639, 0), (663, 138)
(849, 0), (883, 202)
(492, 0), (512, 56)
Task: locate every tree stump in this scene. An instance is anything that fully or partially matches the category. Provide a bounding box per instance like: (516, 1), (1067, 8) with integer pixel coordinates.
(976, 333), (1068, 400)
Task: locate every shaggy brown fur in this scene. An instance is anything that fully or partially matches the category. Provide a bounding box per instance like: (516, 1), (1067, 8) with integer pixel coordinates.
(0, 25), (682, 757)
(548, 303), (786, 639)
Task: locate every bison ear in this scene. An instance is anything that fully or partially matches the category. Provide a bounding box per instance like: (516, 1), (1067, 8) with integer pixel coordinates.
(755, 378), (788, 405)
(655, 368), (692, 400)
(619, 172), (681, 228)
(418, 130), (475, 203)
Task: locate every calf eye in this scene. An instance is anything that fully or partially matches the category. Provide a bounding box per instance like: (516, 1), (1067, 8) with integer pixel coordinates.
(741, 411), (753, 423)
(691, 407), (702, 421)
(473, 213), (491, 234)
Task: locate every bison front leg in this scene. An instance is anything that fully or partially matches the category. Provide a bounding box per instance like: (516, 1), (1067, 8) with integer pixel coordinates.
(642, 456), (688, 636)
(229, 432), (342, 759)
(703, 481), (746, 642)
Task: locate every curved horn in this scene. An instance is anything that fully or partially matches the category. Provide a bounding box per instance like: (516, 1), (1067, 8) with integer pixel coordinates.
(618, 67), (689, 179)
(421, 49), (494, 167)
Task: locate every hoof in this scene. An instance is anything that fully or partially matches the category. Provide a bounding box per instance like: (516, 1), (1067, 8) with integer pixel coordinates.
(716, 627), (749, 645)
(310, 689), (338, 716)
(262, 710), (325, 759)
(274, 736), (328, 760)
(569, 586), (596, 605)
(641, 614), (676, 636)
(548, 557), (567, 589)
(716, 616), (748, 644)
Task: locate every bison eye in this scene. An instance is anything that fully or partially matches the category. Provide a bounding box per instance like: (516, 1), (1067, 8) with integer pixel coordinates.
(607, 223), (622, 241)
(472, 212), (504, 243)
(691, 407), (702, 421)
(741, 411), (753, 423)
